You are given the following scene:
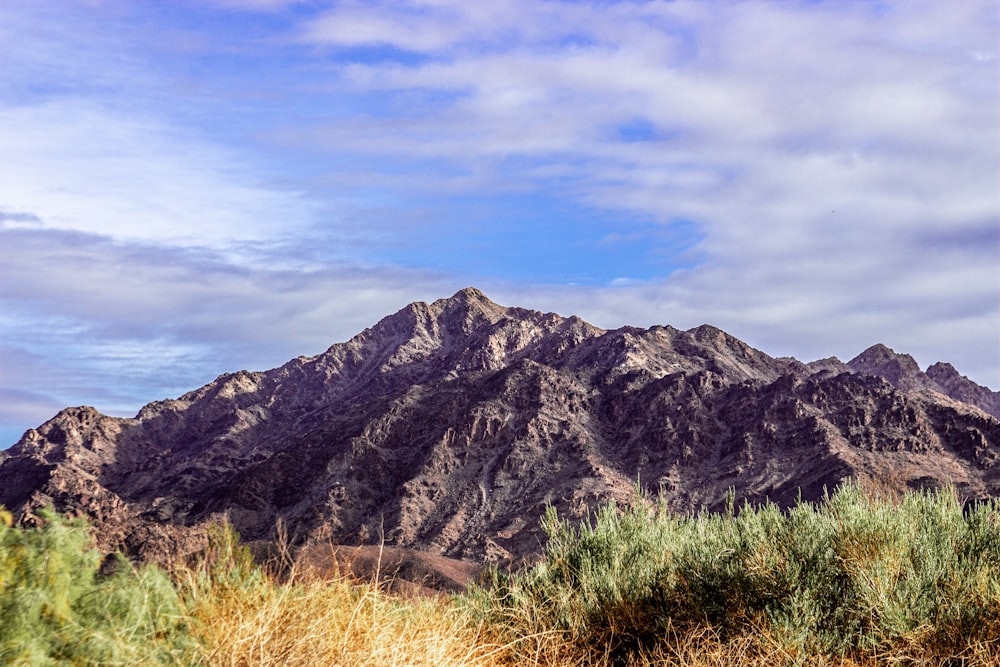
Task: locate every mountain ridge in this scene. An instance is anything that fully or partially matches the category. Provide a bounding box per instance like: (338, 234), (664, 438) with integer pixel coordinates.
(2, 287), (998, 567)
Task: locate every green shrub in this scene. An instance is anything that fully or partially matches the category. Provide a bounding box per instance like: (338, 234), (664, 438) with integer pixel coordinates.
(0, 507), (199, 666)
(471, 482), (1000, 664)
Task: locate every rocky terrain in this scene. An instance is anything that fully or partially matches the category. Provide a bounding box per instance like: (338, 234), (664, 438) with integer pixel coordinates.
(2, 288), (998, 572)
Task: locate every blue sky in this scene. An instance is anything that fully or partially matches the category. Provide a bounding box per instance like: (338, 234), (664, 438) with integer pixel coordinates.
(1, 0), (997, 447)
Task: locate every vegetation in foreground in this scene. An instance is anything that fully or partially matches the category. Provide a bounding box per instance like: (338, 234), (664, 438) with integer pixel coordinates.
(0, 507), (194, 666)
(473, 483), (1000, 665)
(2, 482), (999, 666)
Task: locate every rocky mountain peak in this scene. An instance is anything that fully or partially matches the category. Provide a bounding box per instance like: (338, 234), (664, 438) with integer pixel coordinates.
(848, 344), (934, 392)
(928, 361), (960, 382)
(437, 286), (500, 311)
(849, 343), (916, 369)
(1, 289), (997, 570)
(452, 288), (527, 333)
(427, 287), (509, 333)
(927, 361), (1000, 419)
(356, 288), (508, 348)
(680, 324), (785, 383)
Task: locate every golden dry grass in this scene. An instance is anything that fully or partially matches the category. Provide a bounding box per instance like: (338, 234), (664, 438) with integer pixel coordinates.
(180, 557), (512, 667)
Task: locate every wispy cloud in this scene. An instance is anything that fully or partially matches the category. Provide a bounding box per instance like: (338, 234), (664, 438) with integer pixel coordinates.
(0, 226), (449, 356)
(0, 101), (313, 250)
(0, 209), (42, 227)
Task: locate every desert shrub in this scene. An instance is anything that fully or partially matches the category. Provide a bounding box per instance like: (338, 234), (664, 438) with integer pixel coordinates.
(470, 483), (1000, 665)
(0, 507), (197, 666)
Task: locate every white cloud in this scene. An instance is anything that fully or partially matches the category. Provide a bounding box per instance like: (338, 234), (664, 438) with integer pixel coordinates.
(0, 101), (313, 252)
(0, 228), (448, 351)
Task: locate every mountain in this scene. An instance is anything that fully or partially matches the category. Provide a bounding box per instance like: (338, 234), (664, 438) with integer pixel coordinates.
(2, 288), (998, 567)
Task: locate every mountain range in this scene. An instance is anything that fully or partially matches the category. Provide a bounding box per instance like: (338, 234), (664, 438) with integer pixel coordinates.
(1, 288), (998, 569)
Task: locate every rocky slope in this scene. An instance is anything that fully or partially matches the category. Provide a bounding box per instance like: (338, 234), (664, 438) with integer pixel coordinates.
(2, 288), (998, 567)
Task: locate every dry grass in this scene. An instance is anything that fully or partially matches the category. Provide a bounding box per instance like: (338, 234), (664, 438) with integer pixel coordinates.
(177, 527), (514, 667)
(187, 575), (509, 667)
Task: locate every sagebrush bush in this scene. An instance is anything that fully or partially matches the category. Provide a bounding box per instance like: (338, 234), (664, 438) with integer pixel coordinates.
(0, 507), (197, 666)
(470, 482), (1000, 665)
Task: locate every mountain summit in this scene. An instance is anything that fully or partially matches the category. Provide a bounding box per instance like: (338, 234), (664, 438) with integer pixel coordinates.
(2, 288), (998, 565)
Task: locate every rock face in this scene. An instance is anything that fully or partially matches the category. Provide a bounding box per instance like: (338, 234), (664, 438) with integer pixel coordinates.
(2, 288), (999, 565)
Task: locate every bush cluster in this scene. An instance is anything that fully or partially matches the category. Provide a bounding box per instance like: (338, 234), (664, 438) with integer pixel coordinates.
(473, 482), (1000, 664)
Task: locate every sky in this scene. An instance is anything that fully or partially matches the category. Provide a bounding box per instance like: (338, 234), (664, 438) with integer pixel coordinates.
(1, 0), (997, 448)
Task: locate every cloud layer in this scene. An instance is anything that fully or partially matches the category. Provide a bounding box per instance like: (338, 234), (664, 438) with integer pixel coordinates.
(0, 0), (996, 446)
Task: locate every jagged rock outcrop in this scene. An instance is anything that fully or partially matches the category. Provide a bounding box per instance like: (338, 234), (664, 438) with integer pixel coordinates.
(846, 344), (1000, 421)
(2, 288), (998, 567)
(925, 361), (1000, 420)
